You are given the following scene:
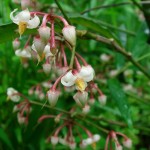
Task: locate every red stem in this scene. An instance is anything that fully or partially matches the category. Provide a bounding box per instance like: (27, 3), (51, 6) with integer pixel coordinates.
(52, 15), (69, 26)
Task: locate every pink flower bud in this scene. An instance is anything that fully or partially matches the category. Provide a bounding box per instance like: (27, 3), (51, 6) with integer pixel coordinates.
(82, 105), (90, 114)
(62, 25), (76, 46)
(47, 90), (60, 107)
(123, 139), (132, 149)
(51, 136), (58, 145)
(13, 39), (20, 50)
(42, 63), (52, 74)
(21, 0), (31, 10)
(38, 26), (50, 41)
(98, 95), (107, 106)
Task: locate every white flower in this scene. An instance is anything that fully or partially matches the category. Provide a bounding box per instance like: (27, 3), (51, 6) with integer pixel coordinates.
(42, 63), (51, 74)
(10, 8), (40, 35)
(7, 87), (20, 102)
(98, 95), (107, 106)
(62, 25), (76, 46)
(123, 139), (132, 149)
(51, 136), (59, 145)
(92, 134), (100, 142)
(38, 26), (50, 41)
(47, 90), (60, 107)
(73, 91), (88, 107)
(61, 65), (94, 92)
(15, 46), (31, 58)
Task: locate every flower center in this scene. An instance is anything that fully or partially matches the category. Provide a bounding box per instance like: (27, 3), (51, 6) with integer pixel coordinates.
(19, 22), (27, 36)
(75, 78), (86, 92)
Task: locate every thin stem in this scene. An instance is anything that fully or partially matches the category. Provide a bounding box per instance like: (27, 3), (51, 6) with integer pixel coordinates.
(54, 0), (71, 25)
(29, 100), (69, 114)
(69, 46), (76, 69)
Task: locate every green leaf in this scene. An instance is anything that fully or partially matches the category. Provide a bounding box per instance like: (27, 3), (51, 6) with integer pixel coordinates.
(0, 23), (37, 43)
(0, 127), (13, 150)
(108, 79), (132, 127)
(70, 16), (118, 41)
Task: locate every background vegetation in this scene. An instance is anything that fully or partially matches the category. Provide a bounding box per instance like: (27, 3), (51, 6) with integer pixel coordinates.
(0, 0), (150, 149)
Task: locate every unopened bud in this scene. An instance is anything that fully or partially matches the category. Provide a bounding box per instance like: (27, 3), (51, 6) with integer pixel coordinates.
(13, 39), (20, 50)
(43, 63), (51, 74)
(38, 26), (50, 41)
(123, 139), (132, 149)
(47, 90), (60, 107)
(51, 136), (58, 145)
(62, 25), (76, 46)
(98, 95), (107, 106)
(21, 0), (31, 10)
(82, 105), (90, 114)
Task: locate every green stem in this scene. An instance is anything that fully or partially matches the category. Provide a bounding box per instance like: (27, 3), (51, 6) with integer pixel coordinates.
(29, 100), (70, 114)
(69, 46), (76, 69)
(54, 0), (71, 25)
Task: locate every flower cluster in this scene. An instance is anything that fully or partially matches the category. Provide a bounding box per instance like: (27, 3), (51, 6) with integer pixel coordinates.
(8, 4), (132, 150)
(38, 113), (101, 149)
(105, 130), (132, 150)
(10, 7), (107, 112)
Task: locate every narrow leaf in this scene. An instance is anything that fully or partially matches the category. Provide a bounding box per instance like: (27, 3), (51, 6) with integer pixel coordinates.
(0, 127), (13, 150)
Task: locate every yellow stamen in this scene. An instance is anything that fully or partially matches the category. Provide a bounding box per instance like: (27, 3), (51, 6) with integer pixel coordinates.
(19, 22), (27, 36)
(75, 78), (86, 91)
(91, 142), (96, 150)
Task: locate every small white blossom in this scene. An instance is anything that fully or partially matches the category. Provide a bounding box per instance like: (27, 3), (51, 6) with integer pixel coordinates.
(92, 134), (100, 142)
(62, 25), (76, 46)
(10, 8), (40, 35)
(7, 87), (20, 102)
(61, 65), (94, 92)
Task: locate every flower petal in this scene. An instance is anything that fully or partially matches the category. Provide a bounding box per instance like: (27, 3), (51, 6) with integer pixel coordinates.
(27, 15), (40, 29)
(10, 9), (20, 24)
(79, 65), (94, 82)
(15, 8), (30, 22)
(61, 71), (76, 87)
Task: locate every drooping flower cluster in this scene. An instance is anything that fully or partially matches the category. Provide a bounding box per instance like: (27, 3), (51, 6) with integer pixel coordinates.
(38, 112), (101, 149)
(105, 130), (132, 150)
(10, 7), (107, 112)
(7, 4), (133, 150)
